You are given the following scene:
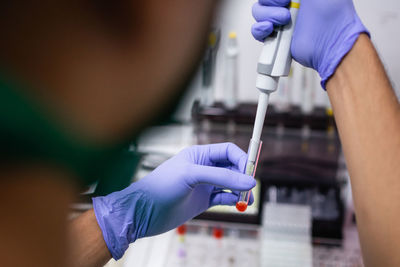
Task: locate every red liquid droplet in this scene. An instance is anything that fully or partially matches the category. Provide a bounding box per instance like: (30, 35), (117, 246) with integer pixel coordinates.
(213, 227), (224, 239)
(176, 225), (187, 235)
(236, 201), (248, 212)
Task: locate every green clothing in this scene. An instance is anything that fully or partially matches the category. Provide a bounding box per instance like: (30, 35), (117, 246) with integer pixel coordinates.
(0, 76), (139, 195)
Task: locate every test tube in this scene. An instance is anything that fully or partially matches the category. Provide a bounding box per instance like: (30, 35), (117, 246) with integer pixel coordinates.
(236, 141), (262, 212)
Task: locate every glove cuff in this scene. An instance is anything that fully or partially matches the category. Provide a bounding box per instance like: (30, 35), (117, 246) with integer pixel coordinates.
(93, 196), (129, 260)
(92, 187), (151, 260)
(319, 14), (370, 89)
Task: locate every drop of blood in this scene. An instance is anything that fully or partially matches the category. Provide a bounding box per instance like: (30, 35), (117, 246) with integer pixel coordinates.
(236, 201), (248, 212)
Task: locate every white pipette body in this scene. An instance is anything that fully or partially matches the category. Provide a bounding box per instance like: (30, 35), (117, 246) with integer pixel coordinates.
(248, 0), (300, 168)
(237, 0), (301, 211)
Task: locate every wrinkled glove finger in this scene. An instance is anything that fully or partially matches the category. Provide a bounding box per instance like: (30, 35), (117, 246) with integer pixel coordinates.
(187, 164), (256, 191)
(207, 143), (247, 173)
(209, 191), (255, 207)
(209, 192), (238, 207)
(252, 4), (291, 24)
(252, 21), (274, 42)
(220, 163), (243, 173)
(211, 188), (254, 205)
(216, 162), (247, 174)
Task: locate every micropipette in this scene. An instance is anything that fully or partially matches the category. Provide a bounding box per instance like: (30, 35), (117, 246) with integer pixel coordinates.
(236, 0), (301, 212)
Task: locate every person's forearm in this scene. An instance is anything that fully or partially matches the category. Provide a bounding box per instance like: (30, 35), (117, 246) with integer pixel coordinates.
(327, 34), (400, 266)
(68, 209), (111, 267)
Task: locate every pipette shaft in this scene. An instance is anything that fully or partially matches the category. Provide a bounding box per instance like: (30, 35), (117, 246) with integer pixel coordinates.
(248, 93), (270, 161)
(236, 93), (269, 206)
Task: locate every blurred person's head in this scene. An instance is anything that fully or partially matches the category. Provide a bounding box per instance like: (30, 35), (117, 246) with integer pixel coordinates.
(0, 1), (218, 143)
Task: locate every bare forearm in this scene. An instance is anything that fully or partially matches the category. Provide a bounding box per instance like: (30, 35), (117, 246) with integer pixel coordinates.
(327, 34), (400, 266)
(0, 167), (75, 267)
(68, 209), (111, 267)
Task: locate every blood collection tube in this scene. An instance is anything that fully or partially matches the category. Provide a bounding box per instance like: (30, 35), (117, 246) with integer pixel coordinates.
(236, 141), (262, 212)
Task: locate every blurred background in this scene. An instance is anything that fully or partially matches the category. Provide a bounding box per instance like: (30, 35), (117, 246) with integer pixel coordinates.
(72, 0), (400, 266)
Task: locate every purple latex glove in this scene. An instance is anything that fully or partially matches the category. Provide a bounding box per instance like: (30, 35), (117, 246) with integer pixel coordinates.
(251, 0), (369, 88)
(93, 143), (255, 260)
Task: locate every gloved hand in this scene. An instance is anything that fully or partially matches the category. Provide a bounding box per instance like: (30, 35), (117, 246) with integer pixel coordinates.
(251, 0), (369, 88)
(93, 143), (255, 260)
